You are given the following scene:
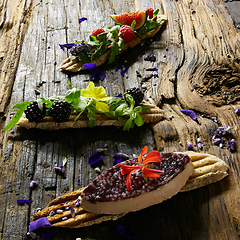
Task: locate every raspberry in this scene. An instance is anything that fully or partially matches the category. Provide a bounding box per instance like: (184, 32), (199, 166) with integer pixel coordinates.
(145, 8), (157, 21)
(49, 101), (71, 122)
(119, 25), (135, 43)
(91, 28), (105, 40)
(25, 101), (46, 122)
(124, 87), (144, 105)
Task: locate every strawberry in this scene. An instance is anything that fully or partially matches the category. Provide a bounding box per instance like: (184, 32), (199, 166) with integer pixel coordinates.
(91, 28), (105, 40)
(119, 25), (135, 43)
(145, 8), (157, 22)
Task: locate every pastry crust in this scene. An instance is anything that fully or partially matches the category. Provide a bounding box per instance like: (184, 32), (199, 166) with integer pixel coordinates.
(180, 151), (229, 192)
(17, 101), (164, 130)
(59, 15), (167, 72)
(32, 152), (229, 228)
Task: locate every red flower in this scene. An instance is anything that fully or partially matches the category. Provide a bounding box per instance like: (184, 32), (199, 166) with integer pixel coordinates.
(118, 146), (163, 190)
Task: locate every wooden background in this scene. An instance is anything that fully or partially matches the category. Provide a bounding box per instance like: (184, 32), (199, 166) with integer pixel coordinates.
(0, 0), (240, 239)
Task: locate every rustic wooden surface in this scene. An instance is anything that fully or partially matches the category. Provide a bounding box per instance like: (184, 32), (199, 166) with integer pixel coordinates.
(0, 0), (240, 239)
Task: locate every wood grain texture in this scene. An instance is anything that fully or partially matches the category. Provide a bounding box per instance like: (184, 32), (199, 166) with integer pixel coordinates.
(0, 0), (239, 240)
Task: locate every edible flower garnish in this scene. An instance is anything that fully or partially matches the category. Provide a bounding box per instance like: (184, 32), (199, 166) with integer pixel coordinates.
(29, 217), (51, 232)
(81, 81), (111, 112)
(112, 152), (129, 165)
(181, 109), (197, 121)
(227, 139), (236, 151)
(83, 63), (106, 81)
(88, 151), (103, 166)
(17, 199), (32, 204)
(118, 146), (163, 190)
(78, 17), (87, 23)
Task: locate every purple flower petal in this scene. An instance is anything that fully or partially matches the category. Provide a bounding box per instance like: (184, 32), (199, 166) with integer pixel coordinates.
(181, 109), (197, 121)
(30, 180), (37, 188)
(83, 63), (97, 70)
(54, 166), (65, 174)
(17, 199), (32, 204)
(96, 69), (106, 81)
(82, 63), (106, 81)
(227, 139), (236, 151)
(59, 43), (75, 50)
(88, 152), (103, 165)
(78, 17), (87, 23)
(70, 205), (75, 217)
(41, 230), (53, 240)
(117, 225), (138, 239)
(112, 153), (129, 165)
(187, 141), (193, 150)
(121, 67), (129, 76)
(115, 65), (122, 70)
(29, 217), (51, 232)
(115, 93), (123, 97)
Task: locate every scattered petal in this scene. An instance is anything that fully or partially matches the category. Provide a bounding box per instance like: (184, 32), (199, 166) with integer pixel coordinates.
(70, 205), (75, 218)
(121, 67), (129, 76)
(54, 166), (65, 174)
(17, 199), (32, 204)
(59, 43), (75, 50)
(235, 108), (240, 114)
(82, 63), (106, 81)
(181, 109), (197, 121)
(88, 151), (103, 165)
(227, 139), (236, 151)
(78, 17), (87, 23)
(115, 65), (122, 70)
(112, 152), (129, 165)
(187, 141), (193, 150)
(144, 53), (156, 62)
(30, 180), (37, 189)
(29, 217), (51, 232)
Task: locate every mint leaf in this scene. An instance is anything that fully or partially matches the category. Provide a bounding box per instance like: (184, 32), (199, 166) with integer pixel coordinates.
(87, 107), (97, 127)
(153, 9), (159, 19)
(3, 101), (31, 131)
(108, 40), (119, 64)
(65, 88), (81, 103)
(134, 113), (144, 126)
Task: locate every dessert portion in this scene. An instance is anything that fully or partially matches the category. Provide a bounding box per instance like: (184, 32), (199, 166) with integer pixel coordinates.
(31, 150), (228, 229)
(81, 149), (193, 214)
(3, 82), (164, 131)
(180, 151), (229, 192)
(59, 8), (166, 72)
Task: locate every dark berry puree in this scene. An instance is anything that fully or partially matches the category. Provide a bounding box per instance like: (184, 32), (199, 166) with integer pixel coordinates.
(81, 153), (191, 203)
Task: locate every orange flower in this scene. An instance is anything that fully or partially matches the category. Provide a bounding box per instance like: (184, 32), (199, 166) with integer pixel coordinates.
(118, 146), (163, 190)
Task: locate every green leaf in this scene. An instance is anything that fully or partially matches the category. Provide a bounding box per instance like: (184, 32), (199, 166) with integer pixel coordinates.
(153, 9), (159, 19)
(141, 105), (150, 112)
(89, 35), (97, 41)
(62, 157), (67, 166)
(91, 41), (108, 61)
(118, 37), (124, 51)
(70, 55), (78, 61)
(134, 113), (144, 127)
(125, 94), (135, 110)
(108, 40), (119, 64)
(115, 103), (128, 117)
(3, 101), (31, 131)
(123, 118), (132, 131)
(87, 107), (97, 127)
(78, 51), (91, 63)
(131, 20), (136, 30)
(65, 88), (81, 103)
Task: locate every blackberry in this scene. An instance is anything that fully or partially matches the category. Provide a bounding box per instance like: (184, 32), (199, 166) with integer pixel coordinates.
(124, 87), (144, 105)
(50, 101), (71, 122)
(25, 101), (46, 122)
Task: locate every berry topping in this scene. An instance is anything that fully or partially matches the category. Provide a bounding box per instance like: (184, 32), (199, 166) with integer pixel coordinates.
(91, 28), (105, 40)
(145, 8), (157, 21)
(119, 25), (135, 43)
(25, 101), (46, 122)
(81, 151), (191, 203)
(124, 87), (144, 105)
(49, 101), (71, 122)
